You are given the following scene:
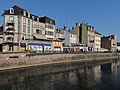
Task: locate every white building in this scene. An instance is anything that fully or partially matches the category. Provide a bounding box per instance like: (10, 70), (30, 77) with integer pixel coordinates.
(70, 33), (77, 46)
(94, 31), (101, 52)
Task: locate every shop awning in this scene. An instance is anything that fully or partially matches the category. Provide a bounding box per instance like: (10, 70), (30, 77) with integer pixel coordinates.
(28, 43), (51, 46)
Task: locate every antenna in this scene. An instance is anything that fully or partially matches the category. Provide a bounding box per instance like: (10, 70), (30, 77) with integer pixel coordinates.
(65, 16), (68, 27)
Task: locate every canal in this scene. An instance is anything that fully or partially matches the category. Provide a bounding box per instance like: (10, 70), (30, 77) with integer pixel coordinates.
(0, 59), (120, 90)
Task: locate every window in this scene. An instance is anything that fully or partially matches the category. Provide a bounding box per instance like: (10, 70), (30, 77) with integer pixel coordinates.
(28, 20), (30, 25)
(23, 18), (26, 24)
(10, 8), (14, 14)
(45, 25), (54, 29)
(50, 20), (52, 24)
(39, 30), (42, 34)
(37, 18), (39, 22)
(32, 16), (34, 20)
(23, 25), (26, 33)
(45, 25), (48, 28)
(36, 29), (42, 34)
(27, 11), (30, 18)
(36, 29), (39, 34)
(27, 26), (30, 33)
(9, 16), (14, 21)
(23, 11), (26, 16)
(45, 31), (53, 36)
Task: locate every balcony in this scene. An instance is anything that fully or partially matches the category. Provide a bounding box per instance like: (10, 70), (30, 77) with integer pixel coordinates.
(89, 40), (94, 43)
(6, 37), (14, 43)
(4, 28), (15, 35)
(6, 39), (14, 43)
(6, 20), (14, 25)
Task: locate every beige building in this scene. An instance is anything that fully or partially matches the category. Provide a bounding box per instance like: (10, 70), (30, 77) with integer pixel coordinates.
(87, 25), (95, 51)
(71, 22), (101, 52)
(53, 28), (64, 51)
(2, 5), (55, 52)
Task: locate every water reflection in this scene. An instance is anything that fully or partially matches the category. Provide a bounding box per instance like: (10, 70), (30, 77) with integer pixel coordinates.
(0, 60), (120, 90)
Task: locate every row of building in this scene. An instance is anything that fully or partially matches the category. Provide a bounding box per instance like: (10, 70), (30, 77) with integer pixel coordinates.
(0, 5), (119, 52)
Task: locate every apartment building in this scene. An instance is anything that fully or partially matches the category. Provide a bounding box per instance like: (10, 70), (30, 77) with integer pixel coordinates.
(0, 26), (3, 52)
(53, 28), (64, 51)
(117, 42), (120, 52)
(87, 25), (95, 51)
(70, 32), (77, 46)
(2, 5), (55, 52)
(71, 22), (101, 52)
(101, 35), (117, 52)
(94, 31), (101, 52)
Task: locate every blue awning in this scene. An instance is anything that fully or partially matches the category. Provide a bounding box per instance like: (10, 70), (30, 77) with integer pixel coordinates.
(28, 43), (51, 46)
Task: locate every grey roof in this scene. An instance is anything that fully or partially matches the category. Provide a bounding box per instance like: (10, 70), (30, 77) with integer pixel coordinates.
(3, 5), (40, 20)
(95, 30), (101, 35)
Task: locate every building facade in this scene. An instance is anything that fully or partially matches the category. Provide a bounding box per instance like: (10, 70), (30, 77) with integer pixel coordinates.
(63, 25), (70, 47)
(2, 5), (56, 52)
(101, 35), (117, 52)
(0, 26), (3, 52)
(94, 31), (101, 52)
(71, 22), (101, 52)
(70, 32), (77, 46)
(53, 28), (64, 52)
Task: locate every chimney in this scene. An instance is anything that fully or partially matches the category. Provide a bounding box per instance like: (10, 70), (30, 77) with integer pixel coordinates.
(76, 22), (78, 26)
(72, 27), (74, 30)
(64, 25), (67, 30)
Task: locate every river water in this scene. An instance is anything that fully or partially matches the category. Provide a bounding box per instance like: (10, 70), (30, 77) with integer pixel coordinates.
(0, 59), (120, 90)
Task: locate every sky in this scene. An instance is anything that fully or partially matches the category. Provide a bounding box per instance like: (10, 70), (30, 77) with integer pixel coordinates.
(0, 0), (120, 40)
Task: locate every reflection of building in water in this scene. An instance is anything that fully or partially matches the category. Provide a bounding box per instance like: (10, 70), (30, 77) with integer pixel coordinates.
(68, 71), (78, 85)
(73, 65), (101, 88)
(111, 62), (118, 77)
(93, 65), (101, 83)
(101, 62), (118, 78)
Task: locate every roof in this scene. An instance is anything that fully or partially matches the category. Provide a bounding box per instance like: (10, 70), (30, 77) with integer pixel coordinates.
(3, 5), (40, 21)
(2, 5), (56, 25)
(40, 16), (56, 25)
(95, 30), (101, 35)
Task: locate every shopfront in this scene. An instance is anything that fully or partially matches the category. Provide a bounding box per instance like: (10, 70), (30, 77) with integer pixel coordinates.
(28, 43), (52, 53)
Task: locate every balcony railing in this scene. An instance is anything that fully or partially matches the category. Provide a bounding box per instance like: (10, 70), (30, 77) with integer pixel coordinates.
(6, 39), (14, 43)
(89, 40), (94, 43)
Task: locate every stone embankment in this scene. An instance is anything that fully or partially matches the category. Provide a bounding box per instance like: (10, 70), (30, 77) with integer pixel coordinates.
(0, 53), (119, 71)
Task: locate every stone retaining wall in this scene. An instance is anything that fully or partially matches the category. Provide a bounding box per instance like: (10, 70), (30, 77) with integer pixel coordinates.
(0, 53), (119, 70)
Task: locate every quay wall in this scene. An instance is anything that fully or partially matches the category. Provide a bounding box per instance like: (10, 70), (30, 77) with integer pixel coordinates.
(0, 53), (119, 71)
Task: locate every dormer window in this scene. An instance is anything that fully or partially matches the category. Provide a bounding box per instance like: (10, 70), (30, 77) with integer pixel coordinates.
(23, 11), (26, 16)
(50, 20), (52, 24)
(37, 18), (39, 22)
(10, 8), (14, 14)
(32, 16), (34, 20)
(27, 11), (30, 18)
